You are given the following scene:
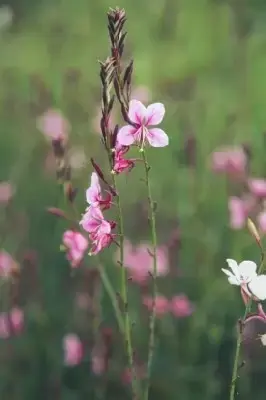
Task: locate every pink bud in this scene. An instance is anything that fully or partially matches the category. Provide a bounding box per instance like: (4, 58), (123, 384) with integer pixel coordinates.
(0, 307), (24, 338)
(63, 334), (83, 366)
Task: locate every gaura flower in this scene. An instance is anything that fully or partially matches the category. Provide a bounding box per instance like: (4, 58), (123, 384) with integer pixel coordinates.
(170, 294), (194, 318)
(222, 259), (266, 301)
(86, 172), (112, 210)
(80, 207), (116, 255)
(62, 230), (88, 268)
(112, 145), (138, 174)
(117, 100), (169, 149)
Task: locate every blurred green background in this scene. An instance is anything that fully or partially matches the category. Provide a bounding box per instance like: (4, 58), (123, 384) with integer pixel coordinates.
(1, 0), (266, 399)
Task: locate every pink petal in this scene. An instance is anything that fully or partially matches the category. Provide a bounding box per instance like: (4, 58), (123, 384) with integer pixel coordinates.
(117, 125), (137, 146)
(86, 173), (101, 204)
(128, 100), (147, 124)
(146, 103), (165, 125)
(146, 128), (169, 147)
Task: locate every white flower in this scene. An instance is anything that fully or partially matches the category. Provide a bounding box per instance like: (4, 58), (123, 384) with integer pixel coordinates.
(222, 258), (266, 301)
(260, 334), (266, 346)
(222, 259), (257, 285)
(248, 275), (266, 301)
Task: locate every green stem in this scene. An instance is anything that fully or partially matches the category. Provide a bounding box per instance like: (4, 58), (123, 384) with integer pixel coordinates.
(112, 174), (139, 400)
(141, 150), (158, 400)
(98, 264), (124, 334)
(229, 254), (265, 399)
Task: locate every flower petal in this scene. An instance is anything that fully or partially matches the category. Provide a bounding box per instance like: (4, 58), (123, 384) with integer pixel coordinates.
(117, 125), (137, 146)
(238, 260), (257, 281)
(86, 172), (101, 204)
(146, 128), (169, 148)
(248, 275), (266, 300)
(146, 103), (165, 125)
(226, 259), (240, 282)
(221, 268), (234, 278)
(128, 100), (146, 124)
(228, 276), (241, 285)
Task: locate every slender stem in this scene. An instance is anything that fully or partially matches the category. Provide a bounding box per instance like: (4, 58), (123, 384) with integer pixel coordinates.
(98, 264), (124, 334)
(230, 254), (265, 399)
(141, 150), (158, 400)
(111, 174), (139, 399)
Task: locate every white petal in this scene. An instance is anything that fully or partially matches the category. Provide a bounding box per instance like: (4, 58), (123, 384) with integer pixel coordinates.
(228, 276), (240, 285)
(226, 259), (241, 282)
(238, 260), (258, 281)
(248, 275), (266, 300)
(221, 268), (233, 277)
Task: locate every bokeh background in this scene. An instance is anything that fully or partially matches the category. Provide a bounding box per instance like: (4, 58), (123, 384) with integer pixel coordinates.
(1, 0), (266, 399)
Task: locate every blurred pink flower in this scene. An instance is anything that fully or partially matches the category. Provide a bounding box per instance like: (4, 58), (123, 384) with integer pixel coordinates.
(170, 294), (194, 318)
(0, 250), (18, 278)
(142, 295), (169, 317)
(0, 307), (24, 338)
(119, 239), (169, 284)
(80, 207), (116, 255)
(62, 231), (88, 268)
(0, 182), (14, 204)
(86, 172), (112, 210)
(248, 178), (266, 198)
(211, 146), (247, 175)
(37, 109), (69, 141)
(228, 196), (249, 230)
(131, 85), (151, 103)
(63, 334), (83, 366)
(257, 211), (266, 233)
(117, 100), (168, 148)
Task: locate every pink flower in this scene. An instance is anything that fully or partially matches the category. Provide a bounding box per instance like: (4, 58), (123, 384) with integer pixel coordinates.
(211, 146), (247, 175)
(0, 182), (14, 204)
(117, 100), (168, 148)
(86, 172), (112, 210)
(0, 250), (18, 278)
(112, 145), (138, 174)
(62, 231), (88, 268)
(80, 207), (116, 255)
(0, 307), (24, 338)
(118, 239), (169, 284)
(248, 178), (266, 198)
(170, 294), (194, 318)
(228, 196), (249, 230)
(37, 109), (69, 141)
(63, 334), (83, 366)
(257, 211), (266, 233)
(143, 295), (169, 317)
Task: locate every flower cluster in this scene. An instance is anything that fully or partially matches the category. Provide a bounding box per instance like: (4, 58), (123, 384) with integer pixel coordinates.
(222, 258), (266, 301)
(80, 172), (116, 255)
(211, 145), (266, 233)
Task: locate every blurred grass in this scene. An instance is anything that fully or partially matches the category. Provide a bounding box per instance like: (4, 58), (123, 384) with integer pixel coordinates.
(1, 0), (266, 399)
